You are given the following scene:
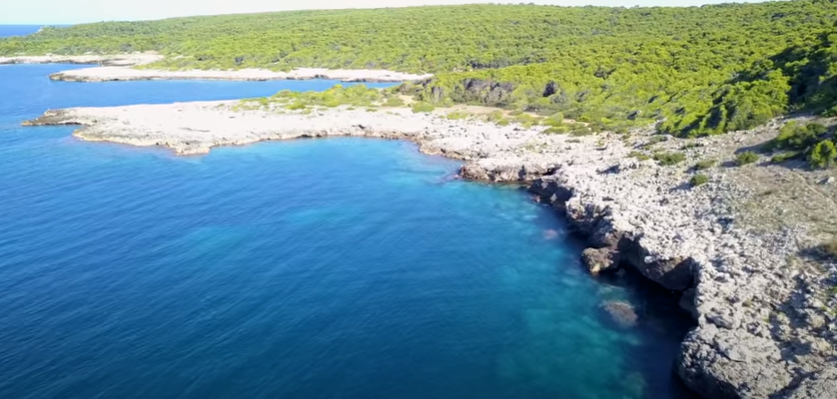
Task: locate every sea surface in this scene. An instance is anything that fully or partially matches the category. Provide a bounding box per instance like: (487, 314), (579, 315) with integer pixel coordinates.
(0, 25), (47, 37)
(0, 62), (698, 399)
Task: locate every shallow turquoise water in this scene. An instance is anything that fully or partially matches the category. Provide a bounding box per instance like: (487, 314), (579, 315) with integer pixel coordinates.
(0, 64), (697, 399)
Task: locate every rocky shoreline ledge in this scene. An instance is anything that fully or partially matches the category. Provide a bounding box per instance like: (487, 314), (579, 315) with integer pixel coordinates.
(25, 102), (837, 399)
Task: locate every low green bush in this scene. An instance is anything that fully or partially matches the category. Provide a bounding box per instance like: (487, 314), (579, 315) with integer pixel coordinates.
(628, 151), (651, 161)
(485, 110), (504, 122)
(543, 112), (565, 127)
(735, 151), (760, 166)
(644, 135), (669, 147)
(411, 102), (435, 113)
(690, 174), (709, 187)
(770, 151), (801, 164)
(544, 126), (570, 134)
(809, 140), (837, 169)
(694, 159), (716, 170)
(383, 97), (405, 107)
(570, 126), (593, 136)
(654, 151), (687, 166)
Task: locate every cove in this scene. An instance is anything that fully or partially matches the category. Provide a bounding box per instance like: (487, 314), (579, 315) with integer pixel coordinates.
(0, 64), (697, 399)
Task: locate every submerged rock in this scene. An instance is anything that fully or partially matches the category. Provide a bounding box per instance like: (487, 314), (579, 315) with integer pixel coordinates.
(600, 301), (639, 329)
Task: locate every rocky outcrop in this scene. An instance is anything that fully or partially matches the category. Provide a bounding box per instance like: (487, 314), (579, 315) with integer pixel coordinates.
(530, 177), (695, 291)
(678, 327), (793, 399)
(420, 78), (517, 107)
(582, 247), (620, 274)
(526, 153), (836, 399)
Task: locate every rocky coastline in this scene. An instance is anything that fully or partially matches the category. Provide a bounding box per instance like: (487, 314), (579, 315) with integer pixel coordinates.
(24, 101), (837, 399)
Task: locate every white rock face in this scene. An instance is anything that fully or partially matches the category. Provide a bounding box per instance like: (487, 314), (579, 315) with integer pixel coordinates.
(25, 102), (837, 399)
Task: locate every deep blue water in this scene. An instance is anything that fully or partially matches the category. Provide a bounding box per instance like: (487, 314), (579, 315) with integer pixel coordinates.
(0, 64), (697, 399)
(0, 25), (45, 37)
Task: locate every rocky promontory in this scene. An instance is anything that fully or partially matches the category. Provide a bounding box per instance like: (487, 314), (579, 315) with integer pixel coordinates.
(24, 102), (837, 399)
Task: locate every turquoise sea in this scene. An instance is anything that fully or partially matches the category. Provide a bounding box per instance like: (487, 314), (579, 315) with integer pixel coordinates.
(0, 61), (697, 397)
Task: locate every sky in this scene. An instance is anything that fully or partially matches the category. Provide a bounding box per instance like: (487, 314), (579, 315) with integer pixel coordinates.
(2, 0), (773, 25)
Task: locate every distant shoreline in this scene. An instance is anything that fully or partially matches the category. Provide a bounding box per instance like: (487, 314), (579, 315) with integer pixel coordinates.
(49, 66), (432, 83)
(0, 54), (432, 83)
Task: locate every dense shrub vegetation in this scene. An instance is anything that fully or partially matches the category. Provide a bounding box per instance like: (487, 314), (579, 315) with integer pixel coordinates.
(3, 1), (836, 137)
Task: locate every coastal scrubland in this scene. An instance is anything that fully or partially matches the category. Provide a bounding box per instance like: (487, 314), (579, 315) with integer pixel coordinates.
(2, 1), (836, 141)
